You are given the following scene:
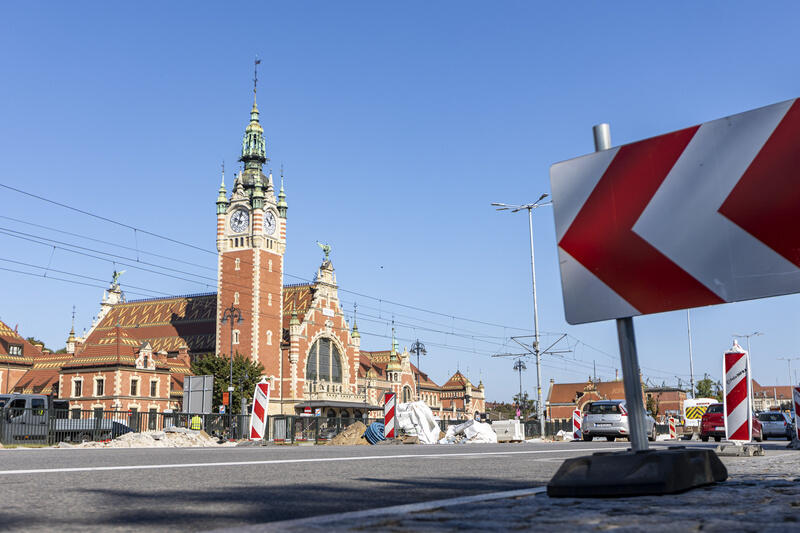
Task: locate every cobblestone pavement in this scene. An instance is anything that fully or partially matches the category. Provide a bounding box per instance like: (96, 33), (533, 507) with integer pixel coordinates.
(262, 447), (800, 532)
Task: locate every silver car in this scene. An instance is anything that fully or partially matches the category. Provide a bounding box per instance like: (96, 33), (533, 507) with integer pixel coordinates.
(582, 400), (656, 442)
(757, 411), (790, 440)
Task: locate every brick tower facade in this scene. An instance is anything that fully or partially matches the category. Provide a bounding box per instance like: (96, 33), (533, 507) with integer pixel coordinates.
(215, 83), (288, 380)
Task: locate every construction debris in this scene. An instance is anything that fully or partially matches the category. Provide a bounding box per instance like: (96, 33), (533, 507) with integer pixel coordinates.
(60, 428), (234, 448)
(327, 422), (370, 446)
(396, 401), (441, 444)
(439, 419), (498, 444)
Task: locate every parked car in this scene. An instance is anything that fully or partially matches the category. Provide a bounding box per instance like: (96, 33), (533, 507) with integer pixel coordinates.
(700, 403), (763, 442)
(581, 400), (656, 442)
(757, 411), (790, 440)
(1, 393), (133, 444)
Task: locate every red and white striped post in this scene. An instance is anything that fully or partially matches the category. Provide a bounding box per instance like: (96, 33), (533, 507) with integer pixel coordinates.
(572, 409), (581, 440)
(248, 378), (270, 440)
(384, 392), (396, 439)
(723, 341), (752, 443)
(793, 386), (800, 442)
(668, 417), (677, 439)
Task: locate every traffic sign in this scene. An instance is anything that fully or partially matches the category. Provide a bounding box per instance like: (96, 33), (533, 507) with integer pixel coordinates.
(722, 341), (752, 443)
(551, 98), (800, 324)
(248, 379), (270, 440)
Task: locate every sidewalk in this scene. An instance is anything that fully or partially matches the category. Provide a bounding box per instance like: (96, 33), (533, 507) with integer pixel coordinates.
(240, 447), (800, 532)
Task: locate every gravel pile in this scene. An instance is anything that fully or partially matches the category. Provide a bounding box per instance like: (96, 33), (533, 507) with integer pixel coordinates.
(327, 422), (369, 446)
(60, 427), (235, 448)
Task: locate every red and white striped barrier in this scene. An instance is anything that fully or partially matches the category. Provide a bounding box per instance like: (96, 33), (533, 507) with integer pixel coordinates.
(669, 417), (677, 439)
(248, 378), (270, 440)
(723, 341), (752, 443)
(384, 392), (396, 439)
(793, 386), (800, 442)
(572, 409), (581, 440)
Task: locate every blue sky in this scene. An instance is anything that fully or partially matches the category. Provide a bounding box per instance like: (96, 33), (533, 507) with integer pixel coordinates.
(1, 2), (799, 402)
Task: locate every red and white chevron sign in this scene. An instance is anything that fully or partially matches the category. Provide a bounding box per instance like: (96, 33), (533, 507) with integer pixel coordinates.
(248, 378), (270, 440)
(572, 409), (582, 440)
(383, 392), (397, 439)
(722, 342), (752, 443)
(551, 98), (800, 324)
(793, 386), (800, 442)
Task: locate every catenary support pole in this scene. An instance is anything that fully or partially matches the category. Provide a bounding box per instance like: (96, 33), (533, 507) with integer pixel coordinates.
(527, 206), (545, 437)
(594, 123), (649, 452)
(687, 310), (695, 399)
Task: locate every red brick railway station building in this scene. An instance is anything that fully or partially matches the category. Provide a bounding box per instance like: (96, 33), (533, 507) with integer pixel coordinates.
(2, 89), (484, 420)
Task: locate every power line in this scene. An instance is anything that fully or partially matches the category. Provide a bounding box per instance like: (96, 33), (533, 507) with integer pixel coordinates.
(0, 182), (536, 333)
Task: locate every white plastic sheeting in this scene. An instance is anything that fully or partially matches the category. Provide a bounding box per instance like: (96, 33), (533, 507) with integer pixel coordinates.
(439, 419), (498, 444)
(396, 401), (442, 444)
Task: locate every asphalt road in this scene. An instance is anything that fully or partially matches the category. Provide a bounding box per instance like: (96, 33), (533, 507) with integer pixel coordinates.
(0, 441), (631, 532)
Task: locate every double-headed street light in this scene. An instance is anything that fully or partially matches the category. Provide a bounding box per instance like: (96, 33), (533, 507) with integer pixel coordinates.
(410, 339), (427, 401)
(221, 304), (244, 438)
(732, 331), (763, 358)
(492, 193), (552, 436)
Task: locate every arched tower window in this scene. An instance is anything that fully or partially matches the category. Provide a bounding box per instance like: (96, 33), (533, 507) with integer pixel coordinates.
(306, 337), (343, 383)
(402, 386), (413, 403)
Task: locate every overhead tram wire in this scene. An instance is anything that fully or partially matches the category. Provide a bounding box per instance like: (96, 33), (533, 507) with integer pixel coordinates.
(0, 215), (218, 273)
(0, 266), (157, 299)
(0, 183), (691, 381)
(0, 259), (689, 382)
(0, 183), (534, 334)
(0, 257), (171, 297)
(0, 224), (522, 349)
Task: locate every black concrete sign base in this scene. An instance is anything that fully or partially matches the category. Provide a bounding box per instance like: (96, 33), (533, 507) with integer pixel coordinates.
(547, 446), (727, 497)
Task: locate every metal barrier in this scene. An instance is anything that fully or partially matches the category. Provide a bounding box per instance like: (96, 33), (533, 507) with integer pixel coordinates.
(0, 408), (252, 446)
(2, 408), (586, 446)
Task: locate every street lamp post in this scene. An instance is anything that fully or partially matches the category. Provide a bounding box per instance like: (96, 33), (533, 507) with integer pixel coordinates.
(410, 339), (427, 402)
(732, 331), (763, 360)
(221, 304), (244, 439)
(492, 194), (551, 436)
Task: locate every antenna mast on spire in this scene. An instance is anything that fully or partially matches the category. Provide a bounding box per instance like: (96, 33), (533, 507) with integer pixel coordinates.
(253, 57), (261, 98)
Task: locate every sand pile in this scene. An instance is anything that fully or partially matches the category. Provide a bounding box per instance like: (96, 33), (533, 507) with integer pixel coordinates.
(327, 422), (369, 445)
(62, 427), (235, 448)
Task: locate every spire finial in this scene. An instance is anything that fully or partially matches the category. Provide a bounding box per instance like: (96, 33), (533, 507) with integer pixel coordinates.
(221, 161), (225, 187)
(253, 57), (261, 101)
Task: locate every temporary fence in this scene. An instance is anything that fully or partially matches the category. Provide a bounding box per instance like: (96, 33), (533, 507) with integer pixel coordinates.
(0, 407), (250, 445)
(2, 407), (625, 446)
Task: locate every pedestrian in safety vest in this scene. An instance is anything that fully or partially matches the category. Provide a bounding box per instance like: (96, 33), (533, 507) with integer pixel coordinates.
(190, 415), (203, 431)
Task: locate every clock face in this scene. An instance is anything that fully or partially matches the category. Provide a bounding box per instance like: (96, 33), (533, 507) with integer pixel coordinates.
(264, 211), (277, 236)
(230, 209), (249, 233)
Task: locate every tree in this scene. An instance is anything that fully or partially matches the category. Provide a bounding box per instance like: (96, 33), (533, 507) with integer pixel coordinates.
(191, 352), (265, 413)
(695, 374), (715, 399)
(646, 394), (660, 417)
(512, 391), (536, 419)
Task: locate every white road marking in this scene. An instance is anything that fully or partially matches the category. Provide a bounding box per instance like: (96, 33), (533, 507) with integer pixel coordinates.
(0, 446), (626, 476)
(210, 486), (549, 532)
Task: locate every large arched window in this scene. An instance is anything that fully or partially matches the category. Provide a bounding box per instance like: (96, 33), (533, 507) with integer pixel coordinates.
(306, 337), (343, 383)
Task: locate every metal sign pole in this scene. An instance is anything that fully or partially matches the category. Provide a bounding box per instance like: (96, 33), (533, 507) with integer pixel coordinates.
(593, 123), (648, 452)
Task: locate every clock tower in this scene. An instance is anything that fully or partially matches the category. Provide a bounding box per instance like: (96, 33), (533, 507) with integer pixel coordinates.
(215, 81), (287, 377)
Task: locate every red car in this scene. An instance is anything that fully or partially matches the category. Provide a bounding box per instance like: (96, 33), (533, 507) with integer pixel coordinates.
(700, 403), (762, 442)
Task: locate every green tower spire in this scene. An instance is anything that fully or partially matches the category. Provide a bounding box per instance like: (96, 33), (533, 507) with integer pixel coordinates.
(240, 59), (267, 178)
(252, 172), (264, 210)
(216, 163), (228, 215)
(277, 164), (288, 218)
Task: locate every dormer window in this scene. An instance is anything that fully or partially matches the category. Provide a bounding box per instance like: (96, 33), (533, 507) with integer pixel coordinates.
(8, 344), (22, 356)
(143, 355), (149, 368)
